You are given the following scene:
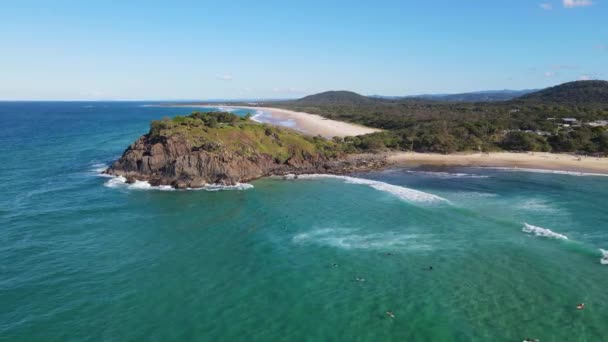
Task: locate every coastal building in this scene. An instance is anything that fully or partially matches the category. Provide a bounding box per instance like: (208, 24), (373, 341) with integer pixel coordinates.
(587, 120), (608, 127)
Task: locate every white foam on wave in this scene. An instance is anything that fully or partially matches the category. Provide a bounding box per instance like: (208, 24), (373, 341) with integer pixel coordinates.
(522, 223), (568, 240)
(516, 199), (558, 213)
(292, 228), (433, 251)
(203, 183), (254, 191)
(249, 109), (297, 128)
(250, 110), (264, 123)
(452, 191), (498, 199)
(405, 170), (489, 179)
(295, 174), (448, 204)
(600, 249), (608, 265)
(88, 163), (114, 178)
(91, 163), (109, 172)
(103, 175), (253, 192)
(215, 106), (235, 113)
(486, 167), (608, 177)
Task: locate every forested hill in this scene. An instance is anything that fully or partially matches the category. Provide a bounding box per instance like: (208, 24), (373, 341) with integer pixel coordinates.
(404, 89), (536, 102)
(287, 81), (608, 106)
(263, 80), (608, 155)
(293, 91), (375, 105)
(516, 80), (608, 105)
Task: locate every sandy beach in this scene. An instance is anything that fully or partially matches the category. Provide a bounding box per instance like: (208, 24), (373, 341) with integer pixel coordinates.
(194, 105), (381, 138)
(169, 104), (608, 174)
(388, 152), (608, 175)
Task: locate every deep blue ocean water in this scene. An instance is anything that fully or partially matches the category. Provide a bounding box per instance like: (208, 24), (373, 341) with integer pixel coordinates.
(1, 102), (607, 341)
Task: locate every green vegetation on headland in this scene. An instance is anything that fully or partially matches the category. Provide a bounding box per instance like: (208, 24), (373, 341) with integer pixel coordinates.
(263, 80), (608, 155)
(149, 111), (346, 162)
(109, 111), (386, 187)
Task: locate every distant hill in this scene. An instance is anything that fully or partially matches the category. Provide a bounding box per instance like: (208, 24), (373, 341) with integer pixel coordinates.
(405, 89), (537, 102)
(293, 91), (374, 105)
(295, 89), (538, 105)
(516, 80), (608, 105)
(287, 81), (608, 107)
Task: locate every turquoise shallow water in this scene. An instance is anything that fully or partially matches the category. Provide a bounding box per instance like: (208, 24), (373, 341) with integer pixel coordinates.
(1, 103), (607, 341)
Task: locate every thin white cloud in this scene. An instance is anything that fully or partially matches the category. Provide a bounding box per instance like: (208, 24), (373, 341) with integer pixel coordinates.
(540, 3), (553, 10)
(578, 75), (591, 80)
(563, 0), (593, 8)
(544, 71), (556, 77)
(216, 74), (233, 81)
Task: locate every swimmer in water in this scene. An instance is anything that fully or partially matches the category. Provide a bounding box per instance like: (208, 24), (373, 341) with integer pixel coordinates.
(429, 266), (433, 270)
(576, 303), (585, 310)
(332, 263), (339, 268)
(355, 277), (365, 282)
(386, 311), (395, 318)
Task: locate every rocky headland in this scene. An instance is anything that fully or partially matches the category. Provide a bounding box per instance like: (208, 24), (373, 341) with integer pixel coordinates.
(104, 111), (386, 189)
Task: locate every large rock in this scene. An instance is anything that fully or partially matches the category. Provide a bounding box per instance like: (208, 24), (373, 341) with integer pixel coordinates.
(105, 134), (386, 188)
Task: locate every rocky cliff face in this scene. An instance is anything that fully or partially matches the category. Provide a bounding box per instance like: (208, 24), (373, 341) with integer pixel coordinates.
(105, 133), (386, 189)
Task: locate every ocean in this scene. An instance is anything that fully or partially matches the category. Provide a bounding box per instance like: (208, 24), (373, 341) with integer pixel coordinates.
(1, 102), (607, 341)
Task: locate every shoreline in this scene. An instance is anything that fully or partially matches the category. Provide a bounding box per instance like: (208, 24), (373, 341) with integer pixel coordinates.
(387, 152), (608, 175)
(167, 104), (381, 138)
(161, 105), (607, 175)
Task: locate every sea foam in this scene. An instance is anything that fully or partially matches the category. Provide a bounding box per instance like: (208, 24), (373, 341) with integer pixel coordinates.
(292, 228), (432, 251)
(405, 170), (489, 179)
(250, 110), (264, 123)
(486, 167), (608, 177)
(103, 175), (253, 192)
(215, 106), (235, 113)
(516, 199), (558, 214)
(522, 223), (568, 240)
(295, 174), (448, 204)
(600, 249), (608, 265)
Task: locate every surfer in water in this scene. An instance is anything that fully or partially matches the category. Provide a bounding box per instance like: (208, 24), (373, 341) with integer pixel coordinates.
(576, 303), (585, 310)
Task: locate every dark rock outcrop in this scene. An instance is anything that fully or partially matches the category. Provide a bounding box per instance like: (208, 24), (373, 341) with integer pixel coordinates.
(104, 133), (386, 188)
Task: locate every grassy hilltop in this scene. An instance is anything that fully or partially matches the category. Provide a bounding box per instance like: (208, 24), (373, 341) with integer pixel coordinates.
(149, 111), (345, 163)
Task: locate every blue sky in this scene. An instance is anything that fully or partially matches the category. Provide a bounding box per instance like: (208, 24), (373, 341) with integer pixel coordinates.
(0, 0), (606, 100)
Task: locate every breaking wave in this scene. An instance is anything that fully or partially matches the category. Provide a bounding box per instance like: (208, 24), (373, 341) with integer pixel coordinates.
(292, 228), (433, 251)
(295, 174), (448, 204)
(516, 199), (558, 214)
(88, 163), (114, 178)
(522, 223), (568, 240)
(203, 183), (254, 191)
(405, 170), (489, 179)
(91, 163), (110, 172)
(486, 167), (608, 177)
(215, 106), (235, 113)
(103, 175), (253, 192)
(451, 191), (498, 199)
(250, 110), (264, 123)
(249, 109), (297, 128)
